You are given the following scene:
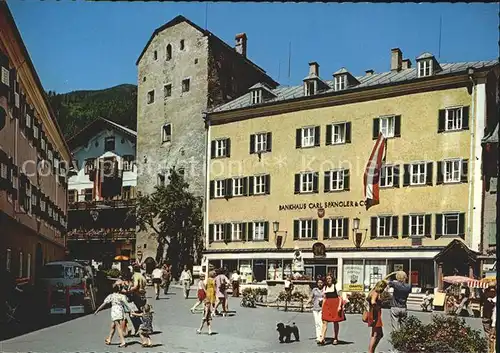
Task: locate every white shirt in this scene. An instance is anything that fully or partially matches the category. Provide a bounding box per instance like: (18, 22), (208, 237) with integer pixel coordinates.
(231, 273), (240, 282)
(180, 270), (192, 282)
(152, 268), (163, 279)
(284, 280), (292, 289)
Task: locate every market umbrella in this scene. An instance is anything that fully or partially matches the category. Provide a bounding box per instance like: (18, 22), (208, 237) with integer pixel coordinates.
(114, 255), (129, 261)
(443, 275), (472, 284)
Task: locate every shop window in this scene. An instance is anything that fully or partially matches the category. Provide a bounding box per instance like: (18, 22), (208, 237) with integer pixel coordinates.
(283, 259), (292, 279)
(267, 260), (283, 281)
(342, 260), (364, 291)
(364, 260), (387, 291)
(104, 136), (115, 151)
(252, 259), (267, 283)
(238, 260), (252, 284)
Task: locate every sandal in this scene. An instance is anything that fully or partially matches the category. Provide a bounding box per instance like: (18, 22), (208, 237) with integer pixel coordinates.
(333, 339), (338, 345)
(118, 343), (127, 348)
(105, 339), (111, 345)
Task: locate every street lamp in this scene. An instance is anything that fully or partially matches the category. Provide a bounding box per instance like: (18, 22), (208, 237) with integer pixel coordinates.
(352, 217), (367, 248)
(273, 221), (286, 249)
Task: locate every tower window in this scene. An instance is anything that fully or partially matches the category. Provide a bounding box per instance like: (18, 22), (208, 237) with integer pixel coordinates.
(147, 90), (154, 104)
(153, 50), (158, 60)
(166, 44), (172, 61)
(180, 40), (185, 50)
(182, 79), (190, 93)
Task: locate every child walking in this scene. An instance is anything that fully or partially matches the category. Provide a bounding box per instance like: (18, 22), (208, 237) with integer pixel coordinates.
(196, 298), (213, 335)
(191, 274), (206, 313)
(94, 285), (130, 348)
(131, 304), (154, 347)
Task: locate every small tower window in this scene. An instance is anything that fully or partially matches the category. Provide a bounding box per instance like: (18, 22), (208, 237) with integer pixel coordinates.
(164, 84), (172, 98)
(418, 59), (433, 77)
(166, 44), (172, 61)
(251, 89), (262, 104)
(147, 90), (155, 104)
(180, 40), (185, 50)
(162, 123), (172, 143)
(334, 75), (346, 91)
(153, 50), (158, 60)
(182, 79), (190, 93)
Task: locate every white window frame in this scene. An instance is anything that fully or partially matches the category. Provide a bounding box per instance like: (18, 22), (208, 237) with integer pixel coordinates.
(331, 123), (346, 144)
(444, 159), (462, 183)
(161, 123), (172, 143)
(33, 124), (39, 139)
(301, 127), (315, 148)
(251, 89), (262, 104)
(26, 114), (32, 128)
(329, 169), (344, 191)
(214, 224), (224, 242)
(328, 218), (343, 238)
(27, 254), (31, 279)
(300, 172), (314, 193)
(410, 162), (427, 186)
(334, 74), (346, 91)
(445, 107), (463, 131)
(19, 252), (23, 278)
(6, 249), (11, 271)
(418, 59), (433, 77)
(254, 175), (266, 195)
(299, 219), (313, 239)
(0, 162), (7, 179)
(379, 115), (395, 138)
(380, 165), (394, 187)
(232, 178), (244, 196)
(1, 67), (9, 86)
(231, 223), (243, 241)
(409, 214), (425, 237)
(377, 216), (393, 237)
(147, 90), (154, 104)
(214, 179), (226, 198)
(14, 92), (20, 108)
(253, 221), (265, 241)
(214, 139), (227, 158)
(305, 80), (316, 96)
(443, 213), (460, 236)
(255, 133), (267, 153)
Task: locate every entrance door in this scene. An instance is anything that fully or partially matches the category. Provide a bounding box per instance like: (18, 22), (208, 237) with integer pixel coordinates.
(253, 260), (266, 282)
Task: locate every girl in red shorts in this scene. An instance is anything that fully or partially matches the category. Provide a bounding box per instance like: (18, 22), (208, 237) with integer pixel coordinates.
(367, 280), (388, 353)
(190, 273), (206, 313)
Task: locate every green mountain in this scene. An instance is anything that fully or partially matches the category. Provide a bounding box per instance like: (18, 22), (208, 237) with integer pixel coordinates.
(47, 84), (137, 139)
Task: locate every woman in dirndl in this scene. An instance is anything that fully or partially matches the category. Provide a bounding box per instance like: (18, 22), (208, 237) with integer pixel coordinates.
(319, 273), (345, 345)
(367, 280), (388, 353)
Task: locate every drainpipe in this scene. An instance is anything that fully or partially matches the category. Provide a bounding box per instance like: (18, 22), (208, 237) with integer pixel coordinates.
(467, 74), (476, 250)
(202, 112), (210, 280)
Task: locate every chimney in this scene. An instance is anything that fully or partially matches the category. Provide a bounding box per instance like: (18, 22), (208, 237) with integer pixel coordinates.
(402, 59), (412, 70)
(365, 69), (374, 76)
(309, 62), (319, 76)
(235, 33), (247, 57)
(391, 48), (402, 72)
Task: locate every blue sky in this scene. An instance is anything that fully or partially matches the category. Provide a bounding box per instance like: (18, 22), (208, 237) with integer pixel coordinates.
(8, 1), (498, 94)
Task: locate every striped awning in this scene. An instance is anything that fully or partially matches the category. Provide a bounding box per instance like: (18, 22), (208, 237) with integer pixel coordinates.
(466, 279), (489, 289)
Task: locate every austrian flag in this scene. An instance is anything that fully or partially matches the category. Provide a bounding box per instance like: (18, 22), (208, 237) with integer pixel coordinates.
(363, 133), (387, 210)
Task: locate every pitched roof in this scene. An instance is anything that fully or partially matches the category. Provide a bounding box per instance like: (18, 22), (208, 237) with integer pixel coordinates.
(434, 239), (480, 262)
(66, 117), (136, 151)
(210, 60), (498, 114)
(135, 15), (277, 86)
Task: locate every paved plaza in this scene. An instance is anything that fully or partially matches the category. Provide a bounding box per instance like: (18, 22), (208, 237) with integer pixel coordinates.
(1, 287), (484, 353)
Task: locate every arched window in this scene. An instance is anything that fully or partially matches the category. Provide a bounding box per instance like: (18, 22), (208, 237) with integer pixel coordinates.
(166, 44), (172, 61)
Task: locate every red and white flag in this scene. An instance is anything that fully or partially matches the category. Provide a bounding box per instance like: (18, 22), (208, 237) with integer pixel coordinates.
(363, 133), (387, 210)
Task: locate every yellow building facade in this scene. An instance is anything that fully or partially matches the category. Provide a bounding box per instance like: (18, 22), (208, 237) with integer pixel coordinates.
(204, 49), (498, 291)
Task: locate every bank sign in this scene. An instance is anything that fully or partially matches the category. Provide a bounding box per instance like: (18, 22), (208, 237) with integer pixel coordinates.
(278, 200), (366, 211)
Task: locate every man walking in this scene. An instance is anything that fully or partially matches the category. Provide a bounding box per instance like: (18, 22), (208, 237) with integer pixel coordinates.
(152, 263), (164, 300)
(231, 270), (240, 297)
(388, 271), (411, 331)
(162, 263), (171, 295)
(129, 265), (147, 335)
(179, 265), (193, 299)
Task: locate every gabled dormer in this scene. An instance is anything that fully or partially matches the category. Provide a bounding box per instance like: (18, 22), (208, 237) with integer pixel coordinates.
(332, 67), (360, 92)
(303, 62), (329, 96)
(416, 52), (442, 78)
(249, 83), (276, 105)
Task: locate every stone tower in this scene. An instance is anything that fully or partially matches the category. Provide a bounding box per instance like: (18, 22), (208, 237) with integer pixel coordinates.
(135, 16), (278, 261)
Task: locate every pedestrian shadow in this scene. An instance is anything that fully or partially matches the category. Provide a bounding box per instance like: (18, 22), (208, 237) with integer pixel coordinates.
(198, 332), (219, 335)
(323, 337), (354, 345)
(150, 331), (162, 335)
(126, 340), (163, 348)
